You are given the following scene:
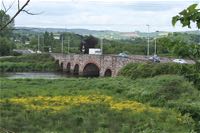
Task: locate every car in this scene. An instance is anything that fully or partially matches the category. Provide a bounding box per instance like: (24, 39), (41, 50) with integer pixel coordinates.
(28, 49), (36, 53)
(149, 55), (160, 63)
(36, 50), (42, 54)
(118, 53), (128, 58)
(172, 59), (187, 64)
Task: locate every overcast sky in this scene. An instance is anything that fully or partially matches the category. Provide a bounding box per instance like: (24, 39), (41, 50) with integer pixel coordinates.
(1, 0), (200, 32)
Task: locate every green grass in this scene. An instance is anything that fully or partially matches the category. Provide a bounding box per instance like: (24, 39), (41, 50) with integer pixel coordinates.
(0, 75), (199, 132)
(0, 54), (60, 72)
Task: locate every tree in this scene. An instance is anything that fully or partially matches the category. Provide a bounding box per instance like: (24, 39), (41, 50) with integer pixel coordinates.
(29, 36), (38, 50)
(172, 4), (200, 28)
(0, 10), (14, 37)
(80, 35), (98, 54)
(0, 10), (15, 56)
(172, 3), (200, 65)
(0, 37), (15, 56)
(43, 32), (55, 52)
(0, 0), (31, 31)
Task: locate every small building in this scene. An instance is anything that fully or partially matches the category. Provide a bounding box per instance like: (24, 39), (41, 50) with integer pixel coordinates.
(53, 33), (61, 40)
(89, 48), (102, 55)
(13, 49), (36, 54)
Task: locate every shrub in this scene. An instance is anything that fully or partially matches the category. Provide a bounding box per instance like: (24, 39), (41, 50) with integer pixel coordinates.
(119, 63), (200, 89)
(0, 54), (58, 72)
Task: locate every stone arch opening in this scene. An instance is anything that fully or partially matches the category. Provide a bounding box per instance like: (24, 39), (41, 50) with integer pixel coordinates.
(83, 63), (100, 77)
(74, 64), (79, 75)
(55, 60), (59, 65)
(104, 69), (112, 77)
(60, 62), (64, 71)
(55, 60), (60, 70)
(66, 63), (71, 73)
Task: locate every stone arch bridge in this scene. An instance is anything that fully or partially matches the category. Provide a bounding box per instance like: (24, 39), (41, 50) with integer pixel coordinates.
(51, 53), (163, 77)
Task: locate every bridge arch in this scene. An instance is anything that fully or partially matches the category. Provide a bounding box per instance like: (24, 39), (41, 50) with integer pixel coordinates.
(55, 60), (62, 71)
(83, 63), (100, 77)
(104, 69), (112, 77)
(73, 64), (79, 75)
(55, 60), (59, 65)
(60, 62), (64, 71)
(66, 62), (71, 73)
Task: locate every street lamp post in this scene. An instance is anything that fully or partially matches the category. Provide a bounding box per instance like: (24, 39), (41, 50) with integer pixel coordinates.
(154, 31), (159, 55)
(100, 37), (103, 55)
(61, 34), (64, 54)
(37, 34), (40, 53)
(68, 36), (70, 54)
(146, 24), (150, 56)
(154, 37), (157, 55)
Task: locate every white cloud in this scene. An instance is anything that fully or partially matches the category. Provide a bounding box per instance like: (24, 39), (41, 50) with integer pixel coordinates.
(1, 0), (199, 31)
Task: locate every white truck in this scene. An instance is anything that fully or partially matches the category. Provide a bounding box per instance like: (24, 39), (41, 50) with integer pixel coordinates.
(89, 48), (102, 55)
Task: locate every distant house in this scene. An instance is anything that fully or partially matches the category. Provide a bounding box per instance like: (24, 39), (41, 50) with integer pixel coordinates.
(53, 33), (61, 40)
(13, 49), (35, 54)
(121, 32), (139, 38)
(158, 32), (169, 37)
(25, 41), (30, 45)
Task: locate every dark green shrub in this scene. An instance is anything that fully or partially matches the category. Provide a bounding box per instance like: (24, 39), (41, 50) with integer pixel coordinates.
(119, 63), (199, 89)
(0, 54), (58, 72)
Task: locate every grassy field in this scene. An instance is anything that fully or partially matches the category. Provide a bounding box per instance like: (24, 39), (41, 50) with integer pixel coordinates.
(0, 75), (199, 132)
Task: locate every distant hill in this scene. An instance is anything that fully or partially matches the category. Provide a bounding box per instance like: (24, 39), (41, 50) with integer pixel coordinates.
(14, 27), (200, 40)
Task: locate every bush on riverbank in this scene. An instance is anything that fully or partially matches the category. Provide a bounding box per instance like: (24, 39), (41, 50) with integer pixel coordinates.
(0, 54), (60, 72)
(0, 54), (54, 63)
(119, 63), (200, 89)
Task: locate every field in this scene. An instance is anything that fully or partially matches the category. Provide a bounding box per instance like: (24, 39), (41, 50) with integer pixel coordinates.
(0, 75), (199, 132)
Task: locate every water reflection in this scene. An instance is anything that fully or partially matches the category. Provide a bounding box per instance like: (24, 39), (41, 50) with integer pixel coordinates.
(0, 72), (72, 79)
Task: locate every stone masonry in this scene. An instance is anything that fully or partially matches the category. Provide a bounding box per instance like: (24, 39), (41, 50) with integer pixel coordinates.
(51, 53), (150, 77)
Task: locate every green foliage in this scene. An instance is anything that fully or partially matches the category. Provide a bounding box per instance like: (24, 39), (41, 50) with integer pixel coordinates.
(0, 54), (59, 72)
(80, 35), (99, 54)
(0, 10), (14, 37)
(43, 32), (54, 52)
(0, 10), (15, 56)
(119, 63), (193, 78)
(0, 37), (15, 56)
(0, 103), (194, 133)
(119, 63), (200, 89)
(172, 4), (200, 66)
(29, 36), (38, 50)
(172, 4), (200, 29)
(103, 39), (147, 55)
(0, 76), (199, 132)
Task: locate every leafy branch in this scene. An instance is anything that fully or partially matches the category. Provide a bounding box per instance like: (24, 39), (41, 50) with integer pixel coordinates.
(0, 0), (41, 31)
(172, 4), (200, 29)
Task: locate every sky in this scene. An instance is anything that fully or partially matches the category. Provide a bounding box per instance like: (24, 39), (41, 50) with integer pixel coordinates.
(1, 0), (200, 32)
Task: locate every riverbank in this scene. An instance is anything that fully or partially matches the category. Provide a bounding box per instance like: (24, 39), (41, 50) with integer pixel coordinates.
(0, 54), (60, 72)
(0, 75), (199, 132)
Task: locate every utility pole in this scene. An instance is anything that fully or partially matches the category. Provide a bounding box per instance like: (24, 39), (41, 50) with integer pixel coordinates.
(197, 1), (200, 46)
(37, 34), (40, 53)
(100, 37), (103, 55)
(154, 37), (157, 55)
(61, 34), (64, 54)
(146, 24), (150, 56)
(68, 36), (70, 54)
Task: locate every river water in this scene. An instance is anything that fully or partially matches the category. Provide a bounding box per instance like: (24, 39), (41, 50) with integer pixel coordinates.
(0, 72), (72, 79)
